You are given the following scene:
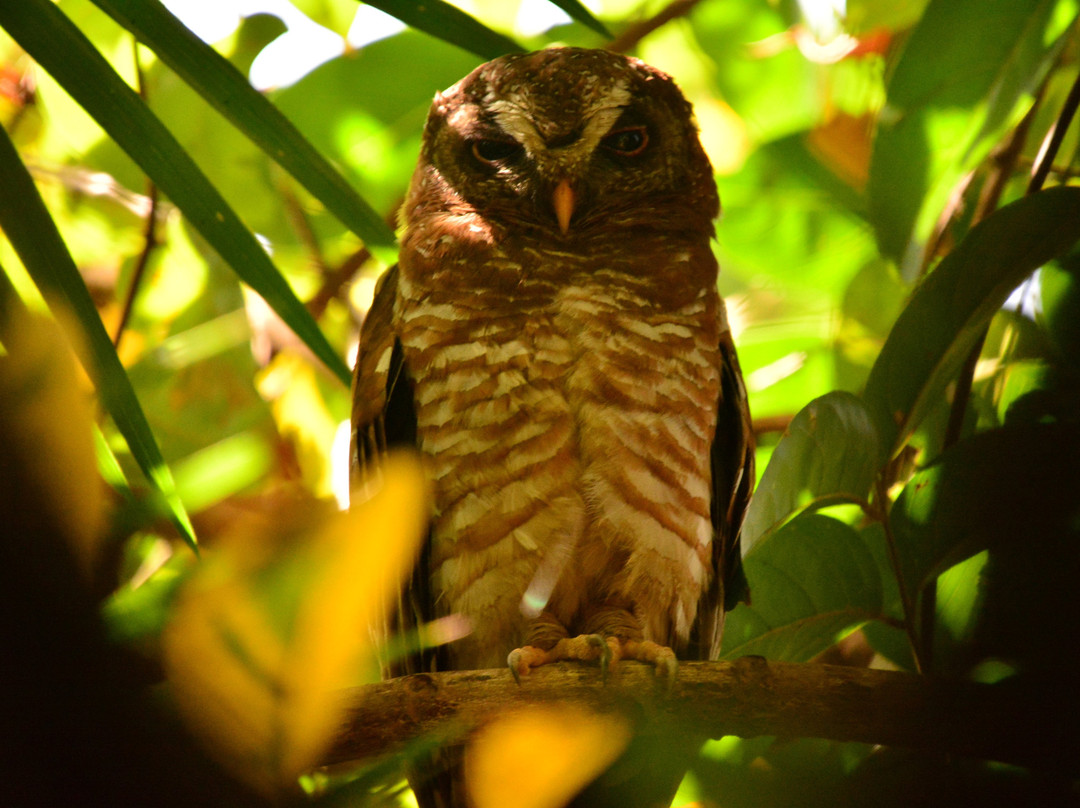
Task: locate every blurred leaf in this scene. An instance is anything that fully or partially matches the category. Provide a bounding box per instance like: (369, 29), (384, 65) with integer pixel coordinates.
(102, 551), (190, 644)
(933, 550), (988, 648)
(846, 0), (932, 33)
(768, 128), (867, 216)
(91, 0), (396, 248)
(258, 352), (340, 498)
(842, 258), (907, 339)
(546, 0), (610, 38)
(0, 116), (195, 548)
(465, 705), (632, 808)
(172, 430), (275, 513)
(741, 392), (883, 553)
(163, 453), (430, 795)
(720, 514), (884, 662)
(888, 422), (1080, 620)
(291, 0), (359, 34)
(0, 0), (351, 386)
(1039, 246), (1080, 366)
(364, 0), (524, 59)
(0, 307), (107, 575)
(867, 0), (1075, 267)
(690, 0), (819, 142)
(993, 359), (1052, 423)
(863, 186), (1080, 457)
(272, 30), (481, 214)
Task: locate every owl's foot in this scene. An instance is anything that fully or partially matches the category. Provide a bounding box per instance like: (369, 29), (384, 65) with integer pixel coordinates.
(508, 633), (611, 684)
(618, 639), (678, 690)
(508, 634), (677, 688)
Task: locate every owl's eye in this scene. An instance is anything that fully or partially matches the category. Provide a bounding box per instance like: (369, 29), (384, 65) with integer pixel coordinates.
(471, 139), (523, 165)
(602, 127), (649, 156)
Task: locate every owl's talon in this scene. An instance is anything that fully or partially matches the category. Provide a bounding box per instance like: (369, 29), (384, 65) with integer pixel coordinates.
(656, 654), (678, 694)
(586, 634), (614, 682)
(508, 650), (524, 685)
(507, 644), (552, 683)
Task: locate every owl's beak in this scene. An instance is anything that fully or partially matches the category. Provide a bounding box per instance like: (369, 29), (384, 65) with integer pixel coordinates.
(552, 179), (575, 235)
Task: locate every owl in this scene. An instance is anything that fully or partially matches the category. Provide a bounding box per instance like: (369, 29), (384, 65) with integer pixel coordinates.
(351, 47), (754, 806)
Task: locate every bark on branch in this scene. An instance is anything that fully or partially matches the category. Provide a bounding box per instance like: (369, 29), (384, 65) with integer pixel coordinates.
(325, 658), (1077, 774)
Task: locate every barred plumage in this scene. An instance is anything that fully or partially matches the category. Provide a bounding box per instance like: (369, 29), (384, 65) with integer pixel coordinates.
(350, 46), (754, 808)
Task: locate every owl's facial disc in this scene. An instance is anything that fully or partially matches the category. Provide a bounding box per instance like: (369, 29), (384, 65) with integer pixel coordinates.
(413, 47), (718, 241)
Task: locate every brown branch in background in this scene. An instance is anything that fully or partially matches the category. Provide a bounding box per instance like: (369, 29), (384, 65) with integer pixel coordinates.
(113, 184), (160, 349)
(304, 198), (400, 321)
(752, 413), (793, 438)
(324, 659), (1078, 775)
(1028, 68), (1080, 194)
(281, 182), (330, 278)
(307, 245), (370, 320)
(113, 41), (160, 350)
(606, 0), (706, 53)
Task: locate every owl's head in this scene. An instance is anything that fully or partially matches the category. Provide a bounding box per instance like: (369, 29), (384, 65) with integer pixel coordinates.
(404, 48), (719, 246)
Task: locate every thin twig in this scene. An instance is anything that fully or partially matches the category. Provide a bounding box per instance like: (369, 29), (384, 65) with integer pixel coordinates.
(307, 246), (371, 320)
(1028, 68), (1080, 194)
(281, 181), (329, 278)
(113, 40), (160, 350)
(606, 0), (706, 53)
(873, 476), (925, 674)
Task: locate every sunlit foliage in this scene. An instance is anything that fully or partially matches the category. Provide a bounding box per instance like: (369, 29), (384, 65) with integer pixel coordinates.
(2, 0), (1079, 805)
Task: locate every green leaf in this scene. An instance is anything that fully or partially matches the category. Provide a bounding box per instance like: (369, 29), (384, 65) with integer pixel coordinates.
(863, 186), (1080, 457)
(363, 0), (524, 59)
(741, 391), (883, 553)
(547, 0), (611, 38)
(90, 0), (395, 249)
(0, 0), (351, 387)
(889, 422), (1080, 619)
(867, 0), (1075, 268)
(0, 123), (196, 549)
(719, 514), (883, 662)
(1039, 245), (1080, 366)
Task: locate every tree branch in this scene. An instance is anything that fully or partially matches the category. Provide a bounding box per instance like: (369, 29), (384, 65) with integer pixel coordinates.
(606, 0), (706, 53)
(325, 658), (1077, 775)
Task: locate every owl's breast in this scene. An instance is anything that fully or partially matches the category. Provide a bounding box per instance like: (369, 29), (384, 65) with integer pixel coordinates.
(395, 257), (724, 664)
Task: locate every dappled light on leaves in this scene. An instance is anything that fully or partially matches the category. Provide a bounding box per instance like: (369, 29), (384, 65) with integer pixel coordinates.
(257, 350), (340, 498)
(465, 705), (633, 808)
(162, 453), (430, 795)
(0, 307), (106, 576)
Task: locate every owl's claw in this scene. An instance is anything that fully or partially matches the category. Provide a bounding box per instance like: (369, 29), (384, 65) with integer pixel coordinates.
(587, 634), (614, 682)
(508, 634), (676, 688)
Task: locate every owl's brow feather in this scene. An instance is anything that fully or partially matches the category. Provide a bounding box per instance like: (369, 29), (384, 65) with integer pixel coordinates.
(484, 91), (632, 168)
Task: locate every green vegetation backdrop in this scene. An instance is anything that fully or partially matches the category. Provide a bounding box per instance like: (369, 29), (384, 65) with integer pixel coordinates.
(2, 1), (1079, 805)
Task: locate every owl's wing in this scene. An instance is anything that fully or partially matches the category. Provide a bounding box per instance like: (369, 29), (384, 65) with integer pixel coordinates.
(694, 328), (755, 661)
(351, 265), (437, 678)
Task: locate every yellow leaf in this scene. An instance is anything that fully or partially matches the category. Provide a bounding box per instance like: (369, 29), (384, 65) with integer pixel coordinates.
(162, 453), (430, 795)
(0, 308), (105, 576)
(465, 705), (633, 808)
(257, 351), (339, 497)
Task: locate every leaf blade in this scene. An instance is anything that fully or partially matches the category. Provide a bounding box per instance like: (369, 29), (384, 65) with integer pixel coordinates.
(364, 0), (524, 59)
(720, 514), (884, 662)
(863, 186), (1080, 456)
(0, 0), (351, 386)
(90, 0), (396, 248)
(741, 391), (883, 553)
(866, 0), (1074, 267)
(0, 123), (196, 548)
